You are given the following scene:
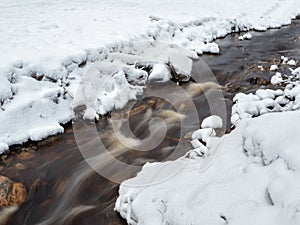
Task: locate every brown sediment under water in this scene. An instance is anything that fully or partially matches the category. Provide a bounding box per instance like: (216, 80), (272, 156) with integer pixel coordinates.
(1, 18), (300, 225)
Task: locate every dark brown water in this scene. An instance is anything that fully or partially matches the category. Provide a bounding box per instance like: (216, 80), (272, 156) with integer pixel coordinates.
(1, 18), (299, 225)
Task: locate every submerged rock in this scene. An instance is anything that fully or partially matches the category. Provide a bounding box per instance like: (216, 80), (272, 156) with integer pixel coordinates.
(0, 176), (27, 208)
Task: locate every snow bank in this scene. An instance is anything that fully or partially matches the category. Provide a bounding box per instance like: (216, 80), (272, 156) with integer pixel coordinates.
(242, 112), (300, 170)
(0, 74), (73, 148)
(116, 111), (300, 225)
(0, 142), (8, 154)
(2, 0), (300, 70)
(1, 0), (300, 151)
(115, 54), (300, 224)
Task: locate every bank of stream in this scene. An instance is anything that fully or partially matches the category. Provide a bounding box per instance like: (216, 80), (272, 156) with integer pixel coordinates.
(1, 18), (299, 225)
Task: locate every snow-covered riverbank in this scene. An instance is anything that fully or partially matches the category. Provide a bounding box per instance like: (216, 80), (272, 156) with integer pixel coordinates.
(116, 113), (300, 225)
(1, 0), (300, 151)
(115, 56), (300, 225)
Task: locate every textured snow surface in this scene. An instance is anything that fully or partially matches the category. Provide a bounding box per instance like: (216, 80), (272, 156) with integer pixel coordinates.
(116, 55), (300, 224)
(201, 115), (223, 129)
(0, 73), (73, 153)
(1, 0), (300, 151)
(2, 0), (300, 69)
(116, 112), (300, 225)
(74, 42), (197, 120)
(238, 32), (252, 40)
(231, 57), (300, 125)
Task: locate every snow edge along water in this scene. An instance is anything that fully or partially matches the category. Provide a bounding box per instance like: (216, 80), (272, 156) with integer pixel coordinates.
(1, 1), (300, 153)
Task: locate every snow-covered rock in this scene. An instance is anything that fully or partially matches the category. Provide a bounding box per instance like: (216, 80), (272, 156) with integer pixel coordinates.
(287, 59), (297, 66)
(291, 67), (300, 78)
(231, 59), (300, 125)
(271, 72), (283, 85)
(238, 32), (252, 40)
(270, 64), (278, 71)
(199, 42), (220, 54)
(201, 115), (223, 129)
(191, 128), (216, 143)
(281, 56), (289, 64)
(148, 63), (172, 82)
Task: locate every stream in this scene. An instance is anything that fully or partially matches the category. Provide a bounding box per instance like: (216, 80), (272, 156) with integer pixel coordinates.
(1, 17), (299, 225)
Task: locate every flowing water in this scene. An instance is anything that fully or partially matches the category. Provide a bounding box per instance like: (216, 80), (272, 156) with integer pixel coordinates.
(1, 18), (299, 225)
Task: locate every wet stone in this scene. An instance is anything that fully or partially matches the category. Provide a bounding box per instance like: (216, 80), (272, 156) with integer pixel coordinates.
(0, 176), (27, 209)
(15, 163), (26, 170)
(16, 152), (34, 160)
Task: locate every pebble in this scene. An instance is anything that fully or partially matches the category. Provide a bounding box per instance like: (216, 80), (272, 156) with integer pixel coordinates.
(15, 163), (26, 170)
(17, 152), (34, 160)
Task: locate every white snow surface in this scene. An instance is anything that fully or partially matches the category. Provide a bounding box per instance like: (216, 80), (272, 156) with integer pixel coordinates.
(238, 32), (252, 40)
(116, 111), (300, 225)
(2, 0), (299, 69)
(271, 72), (283, 85)
(0, 73), (73, 153)
(1, 0), (300, 150)
(115, 55), (300, 224)
(74, 42), (197, 120)
(270, 64), (279, 71)
(201, 115), (223, 129)
(287, 59), (297, 66)
(116, 108), (300, 225)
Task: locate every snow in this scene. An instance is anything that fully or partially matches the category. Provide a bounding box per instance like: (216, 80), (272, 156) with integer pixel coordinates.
(1, 0), (300, 149)
(232, 57), (300, 125)
(0, 142), (8, 154)
(287, 59), (297, 66)
(74, 42), (197, 119)
(198, 42), (220, 54)
(148, 63), (172, 82)
(0, 74), (73, 150)
(116, 107), (300, 225)
(1, 0), (300, 223)
(270, 64), (279, 71)
(116, 111), (300, 225)
(87, 69), (145, 117)
(242, 112), (300, 170)
(192, 128), (216, 141)
(291, 67), (300, 78)
(258, 65), (264, 71)
(271, 72), (283, 85)
(190, 139), (204, 149)
(28, 125), (64, 141)
(115, 54), (300, 224)
(3, 0), (298, 72)
(201, 115), (223, 129)
(281, 56), (289, 64)
(186, 116), (223, 159)
(238, 32), (253, 40)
